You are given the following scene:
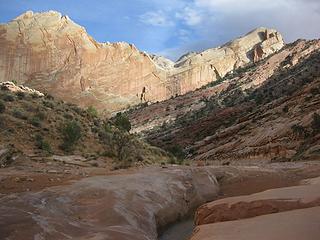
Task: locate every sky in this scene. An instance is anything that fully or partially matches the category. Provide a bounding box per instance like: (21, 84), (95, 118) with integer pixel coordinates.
(0, 0), (319, 60)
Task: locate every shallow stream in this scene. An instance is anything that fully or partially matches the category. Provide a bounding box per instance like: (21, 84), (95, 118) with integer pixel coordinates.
(159, 218), (194, 240)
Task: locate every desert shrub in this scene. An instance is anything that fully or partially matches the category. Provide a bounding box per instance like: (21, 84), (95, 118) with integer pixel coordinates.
(311, 113), (320, 134)
(100, 123), (134, 168)
(35, 134), (52, 154)
(165, 145), (186, 160)
(35, 110), (46, 121)
(44, 93), (55, 100)
(16, 91), (25, 99)
(2, 93), (15, 102)
(87, 106), (98, 118)
(11, 80), (17, 85)
(43, 100), (55, 109)
(63, 113), (73, 120)
(253, 94), (263, 105)
(291, 124), (306, 138)
(29, 116), (42, 127)
(282, 105), (289, 113)
(0, 101), (5, 113)
(310, 88), (320, 95)
(113, 112), (131, 132)
(31, 92), (42, 99)
(12, 108), (28, 120)
(60, 121), (82, 152)
(71, 105), (83, 115)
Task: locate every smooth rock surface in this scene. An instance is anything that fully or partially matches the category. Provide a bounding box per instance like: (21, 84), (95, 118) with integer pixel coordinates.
(195, 180), (320, 225)
(0, 167), (219, 240)
(191, 207), (320, 240)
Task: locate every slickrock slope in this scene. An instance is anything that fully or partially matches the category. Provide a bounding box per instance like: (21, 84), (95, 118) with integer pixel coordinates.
(191, 207), (320, 240)
(191, 177), (320, 240)
(195, 176), (320, 225)
(0, 11), (284, 113)
(129, 39), (320, 163)
(0, 167), (219, 240)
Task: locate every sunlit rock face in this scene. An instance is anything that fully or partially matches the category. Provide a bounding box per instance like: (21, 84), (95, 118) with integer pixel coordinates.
(0, 11), (284, 113)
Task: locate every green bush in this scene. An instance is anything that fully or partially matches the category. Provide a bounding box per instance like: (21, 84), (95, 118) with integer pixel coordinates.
(43, 100), (55, 109)
(2, 93), (15, 102)
(0, 101), (5, 113)
(113, 112), (131, 132)
(35, 134), (52, 154)
(87, 106), (98, 118)
(12, 108), (28, 120)
(166, 145), (186, 160)
(60, 121), (82, 152)
(30, 116), (42, 127)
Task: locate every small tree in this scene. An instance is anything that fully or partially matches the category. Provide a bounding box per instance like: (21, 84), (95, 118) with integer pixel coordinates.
(166, 145), (186, 162)
(35, 134), (52, 154)
(100, 123), (134, 168)
(113, 112), (131, 132)
(60, 121), (81, 152)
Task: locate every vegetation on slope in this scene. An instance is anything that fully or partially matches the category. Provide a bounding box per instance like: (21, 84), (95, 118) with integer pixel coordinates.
(0, 83), (173, 169)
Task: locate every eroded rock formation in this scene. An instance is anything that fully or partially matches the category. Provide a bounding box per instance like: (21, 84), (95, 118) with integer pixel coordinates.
(0, 11), (284, 113)
(191, 177), (320, 240)
(0, 167), (219, 240)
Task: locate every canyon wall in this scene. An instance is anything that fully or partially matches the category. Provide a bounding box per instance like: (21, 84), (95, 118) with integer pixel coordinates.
(0, 11), (284, 113)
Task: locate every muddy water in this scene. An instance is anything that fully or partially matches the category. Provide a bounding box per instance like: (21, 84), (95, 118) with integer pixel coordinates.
(159, 218), (194, 240)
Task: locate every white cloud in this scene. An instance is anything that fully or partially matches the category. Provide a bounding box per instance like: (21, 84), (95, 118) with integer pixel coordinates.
(139, 0), (320, 59)
(176, 6), (203, 26)
(139, 10), (174, 27)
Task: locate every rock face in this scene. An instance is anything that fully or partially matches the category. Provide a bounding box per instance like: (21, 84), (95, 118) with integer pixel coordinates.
(128, 39), (320, 163)
(168, 28), (284, 95)
(191, 176), (320, 240)
(0, 11), (284, 113)
(0, 167), (219, 240)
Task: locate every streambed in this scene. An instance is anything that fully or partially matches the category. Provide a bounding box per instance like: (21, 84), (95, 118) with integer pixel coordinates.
(159, 218), (194, 240)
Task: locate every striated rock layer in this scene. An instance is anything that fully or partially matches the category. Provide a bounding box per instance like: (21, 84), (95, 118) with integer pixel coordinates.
(0, 11), (284, 113)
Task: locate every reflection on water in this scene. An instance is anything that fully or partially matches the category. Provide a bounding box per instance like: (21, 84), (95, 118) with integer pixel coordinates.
(159, 218), (194, 240)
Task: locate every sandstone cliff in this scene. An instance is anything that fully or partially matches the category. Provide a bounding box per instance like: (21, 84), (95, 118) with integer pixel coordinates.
(0, 11), (284, 113)
(128, 39), (320, 163)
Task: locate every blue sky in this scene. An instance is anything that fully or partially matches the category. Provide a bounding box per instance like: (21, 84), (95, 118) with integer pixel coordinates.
(0, 0), (319, 60)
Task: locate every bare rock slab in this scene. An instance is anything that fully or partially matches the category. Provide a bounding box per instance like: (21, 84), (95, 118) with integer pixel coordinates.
(191, 207), (320, 240)
(195, 177), (320, 225)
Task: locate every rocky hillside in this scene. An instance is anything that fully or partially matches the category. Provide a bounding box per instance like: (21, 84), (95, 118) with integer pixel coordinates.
(128, 39), (320, 163)
(0, 82), (171, 170)
(0, 11), (283, 113)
